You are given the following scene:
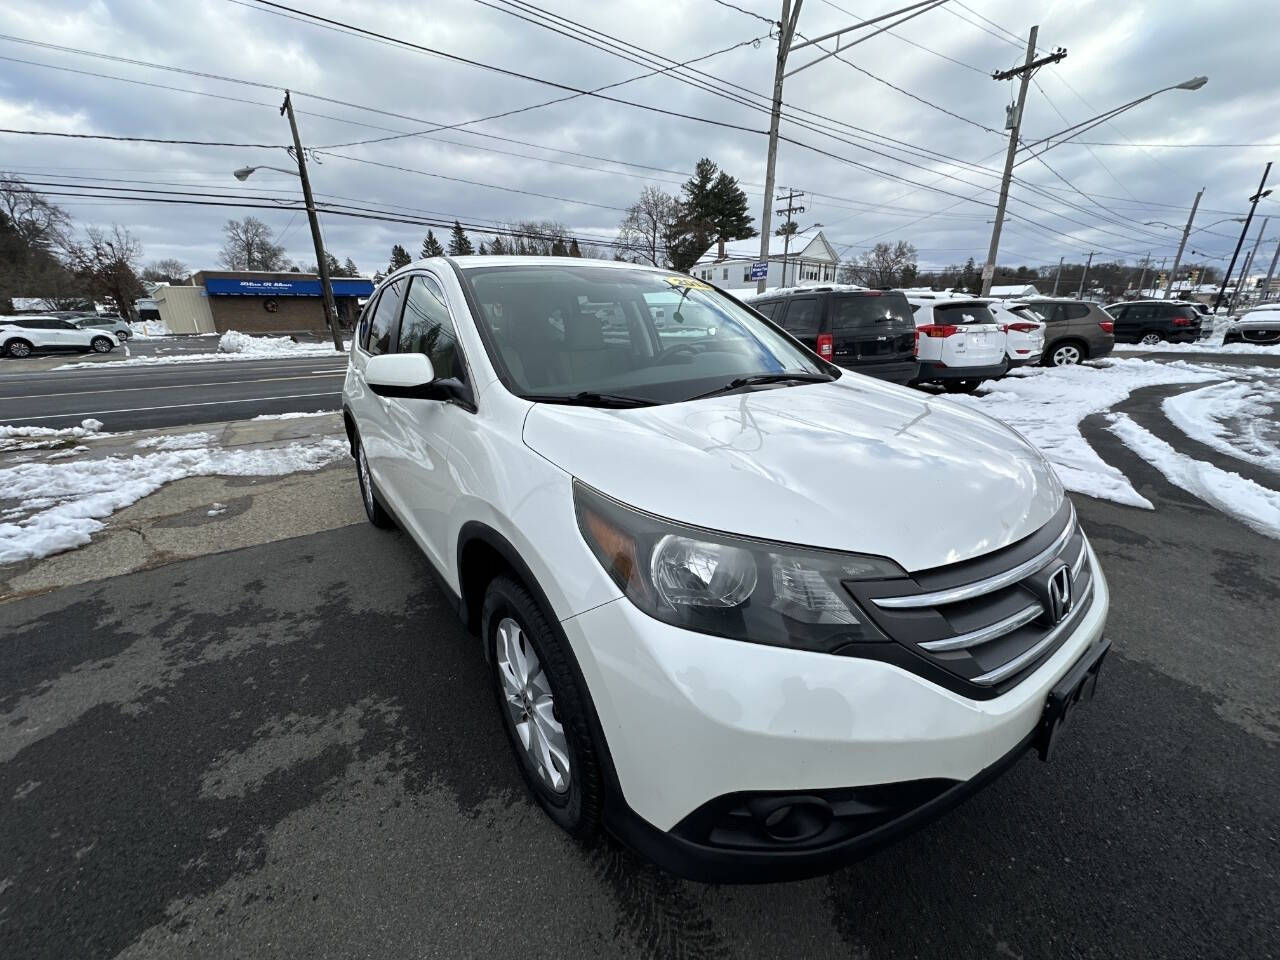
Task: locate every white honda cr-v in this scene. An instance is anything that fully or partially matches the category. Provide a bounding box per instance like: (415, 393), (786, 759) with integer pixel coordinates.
(342, 257), (1110, 882)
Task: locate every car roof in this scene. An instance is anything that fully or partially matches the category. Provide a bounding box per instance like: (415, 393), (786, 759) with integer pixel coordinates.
(745, 283), (871, 301)
(905, 296), (993, 308)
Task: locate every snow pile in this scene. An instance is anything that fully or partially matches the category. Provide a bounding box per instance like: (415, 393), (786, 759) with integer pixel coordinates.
(0, 419), (106, 452)
(1117, 338), (1278, 356)
(251, 410), (339, 421)
(218, 330), (347, 357)
(1162, 379), (1280, 472)
(0, 435), (349, 563)
(1108, 414), (1280, 540)
(134, 432), (216, 451)
(947, 359), (1222, 508)
(129, 320), (172, 338)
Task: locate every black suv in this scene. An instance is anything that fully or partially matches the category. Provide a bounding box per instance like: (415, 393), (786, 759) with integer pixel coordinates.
(1106, 300), (1203, 345)
(747, 287), (919, 384)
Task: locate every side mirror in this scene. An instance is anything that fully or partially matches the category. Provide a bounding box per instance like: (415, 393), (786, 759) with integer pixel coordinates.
(364, 352), (469, 406)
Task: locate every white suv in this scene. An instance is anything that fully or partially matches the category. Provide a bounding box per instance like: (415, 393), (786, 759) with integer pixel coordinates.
(904, 297), (1007, 392)
(342, 257), (1110, 882)
(984, 299), (1047, 367)
(1, 315), (120, 357)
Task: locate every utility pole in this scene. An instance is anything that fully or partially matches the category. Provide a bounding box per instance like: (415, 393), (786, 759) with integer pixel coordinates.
(1214, 161), (1271, 314)
(1232, 217), (1268, 311)
(775, 188), (805, 286)
(1076, 251), (1094, 300)
(1262, 239), (1280, 304)
(1164, 187), (1202, 299)
(1135, 253), (1151, 296)
(757, 0), (803, 295)
(980, 27), (1067, 297)
(282, 90), (343, 352)
(1051, 255), (1064, 295)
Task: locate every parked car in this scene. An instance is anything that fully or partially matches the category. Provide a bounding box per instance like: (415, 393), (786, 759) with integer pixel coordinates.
(1104, 300), (1203, 345)
(1023, 299), (1115, 366)
(983, 299), (1046, 368)
(1222, 308), (1280, 345)
(903, 297), (1008, 392)
(0, 315), (120, 357)
(341, 257), (1110, 881)
(746, 285), (919, 384)
(72, 314), (131, 341)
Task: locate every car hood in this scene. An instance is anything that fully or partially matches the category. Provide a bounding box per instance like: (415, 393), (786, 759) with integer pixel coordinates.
(522, 376), (1063, 572)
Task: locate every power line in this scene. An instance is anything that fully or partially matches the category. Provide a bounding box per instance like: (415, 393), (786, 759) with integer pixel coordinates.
(815, 0), (989, 75)
(707, 0), (778, 27)
(0, 127), (282, 149)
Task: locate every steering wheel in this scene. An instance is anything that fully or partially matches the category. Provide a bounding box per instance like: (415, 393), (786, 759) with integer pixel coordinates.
(655, 340), (715, 363)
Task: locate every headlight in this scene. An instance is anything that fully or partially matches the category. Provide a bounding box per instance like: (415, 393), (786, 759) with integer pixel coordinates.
(573, 481), (905, 652)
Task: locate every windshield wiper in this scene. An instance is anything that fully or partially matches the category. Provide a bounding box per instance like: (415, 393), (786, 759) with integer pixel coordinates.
(531, 391), (656, 408)
(687, 372), (833, 402)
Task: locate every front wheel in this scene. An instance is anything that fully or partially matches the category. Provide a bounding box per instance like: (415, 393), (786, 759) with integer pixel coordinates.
(5, 339), (33, 358)
(484, 576), (602, 840)
(354, 433), (394, 528)
(90, 336), (114, 353)
(1139, 332), (1163, 346)
(1045, 342), (1084, 367)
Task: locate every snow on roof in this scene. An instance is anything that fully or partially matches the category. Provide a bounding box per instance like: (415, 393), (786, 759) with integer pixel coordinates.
(988, 283), (1041, 297)
(742, 282), (868, 300)
(697, 231), (828, 264)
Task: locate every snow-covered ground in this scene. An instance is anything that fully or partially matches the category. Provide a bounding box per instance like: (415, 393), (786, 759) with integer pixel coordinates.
(250, 410), (340, 421)
(1162, 380), (1280, 473)
(0, 419), (107, 453)
(1117, 338), (1279, 356)
(0, 432), (349, 563)
(51, 331), (349, 369)
(946, 360), (1222, 508)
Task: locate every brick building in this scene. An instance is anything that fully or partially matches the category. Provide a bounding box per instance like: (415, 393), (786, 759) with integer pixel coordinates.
(174, 271), (374, 335)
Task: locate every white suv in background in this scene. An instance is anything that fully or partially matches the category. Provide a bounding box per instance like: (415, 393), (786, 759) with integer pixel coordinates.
(342, 257), (1110, 882)
(985, 300), (1047, 368)
(904, 297), (1008, 392)
(0, 315), (120, 358)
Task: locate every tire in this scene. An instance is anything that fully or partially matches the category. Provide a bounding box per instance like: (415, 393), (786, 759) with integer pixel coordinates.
(484, 575), (602, 841)
(90, 336), (114, 353)
(943, 380), (981, 394)
(1045, 340), (1086, 367)
(5, 338), (33, 358)
(1139, 331), (1163, 346)
(115, 330), (130, 342)
(353, 432), (395, 528)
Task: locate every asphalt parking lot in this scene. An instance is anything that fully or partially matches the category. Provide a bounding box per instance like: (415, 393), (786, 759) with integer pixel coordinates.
(3, 431), (1278, 959)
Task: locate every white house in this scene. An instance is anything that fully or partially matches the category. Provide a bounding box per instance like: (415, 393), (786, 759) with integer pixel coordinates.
(691, 230), (840, 290)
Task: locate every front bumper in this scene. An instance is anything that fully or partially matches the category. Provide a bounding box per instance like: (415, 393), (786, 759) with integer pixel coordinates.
(916, 359), (1008, 382)
(563, 540), (1110, 880)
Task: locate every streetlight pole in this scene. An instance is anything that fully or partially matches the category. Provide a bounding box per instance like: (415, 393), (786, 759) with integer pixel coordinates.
(1051, 255), (1064, 295)
(1077, 252), (1094, 300)
(1135, 252), (1151, 296)
(1263, 240), (1280, 304)
(281, 91), (343, 352)
(1213, 161), (1272, 314)
(1164, 187), (1202, 299)
(1233, 217), (1268, 311)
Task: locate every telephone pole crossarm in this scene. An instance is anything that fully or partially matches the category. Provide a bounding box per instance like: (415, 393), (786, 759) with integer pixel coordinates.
(992, 47), (1067, 81)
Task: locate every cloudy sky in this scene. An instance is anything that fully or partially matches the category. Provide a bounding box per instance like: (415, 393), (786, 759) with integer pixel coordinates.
(2, 0), (1277, 278)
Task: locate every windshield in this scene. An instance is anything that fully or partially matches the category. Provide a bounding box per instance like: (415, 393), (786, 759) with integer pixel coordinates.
(460, 264), (833, 404)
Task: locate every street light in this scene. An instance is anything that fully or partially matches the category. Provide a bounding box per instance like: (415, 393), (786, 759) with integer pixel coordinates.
(233, 164), (299, 181)
(1016, 76), (1208, 164)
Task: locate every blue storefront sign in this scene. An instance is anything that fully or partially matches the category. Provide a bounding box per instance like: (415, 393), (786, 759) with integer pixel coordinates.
(749, 260), (769, 281)
(203, 278), (374, 297)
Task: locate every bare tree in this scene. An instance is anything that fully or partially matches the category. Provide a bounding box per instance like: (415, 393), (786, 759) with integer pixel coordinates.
(218, 216), (288, 271)
(141, 258), (190, 284)
(70, 224), (145, 319)
(0, 172), (72, 252)
(839, 240), (918, 287)
(617, 186), (679, 267)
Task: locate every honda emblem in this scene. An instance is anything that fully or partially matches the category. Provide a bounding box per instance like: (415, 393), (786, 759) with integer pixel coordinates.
(1047, 564), (1073, 624)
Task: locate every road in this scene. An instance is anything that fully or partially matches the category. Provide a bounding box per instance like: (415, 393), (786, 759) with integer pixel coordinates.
(3, 403), (1278, 957)
(0, 354), (348, 431)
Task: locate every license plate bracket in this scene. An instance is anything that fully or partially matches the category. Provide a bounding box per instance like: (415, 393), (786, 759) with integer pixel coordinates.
(1036, 636), (1110, 762)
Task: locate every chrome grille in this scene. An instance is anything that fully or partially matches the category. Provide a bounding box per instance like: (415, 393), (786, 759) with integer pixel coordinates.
(845, 501), (1096, 692)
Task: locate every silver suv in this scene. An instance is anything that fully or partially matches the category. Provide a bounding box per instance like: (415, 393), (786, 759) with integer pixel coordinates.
(1024, 299), (1117, 366)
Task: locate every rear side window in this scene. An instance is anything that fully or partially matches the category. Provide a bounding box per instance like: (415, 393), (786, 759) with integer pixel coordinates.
(365, 278), (407, 356)
(1064, 303), (1091, 320)
(780, 298), (820, 337)
(752, 301), (779, 319)
(399, 274), (467, 382)
(831, 293), (914, 330)
(934, 304), (996, 326)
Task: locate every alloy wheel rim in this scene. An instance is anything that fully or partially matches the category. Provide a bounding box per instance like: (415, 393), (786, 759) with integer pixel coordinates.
(93, 340), (110, 352)
(495, 616), (571, 794)
(358, 444), (374, 514)
(1055, 345), (1081, 365)
(11, 342), (30, 357)
(1141, 333), (1161, 345)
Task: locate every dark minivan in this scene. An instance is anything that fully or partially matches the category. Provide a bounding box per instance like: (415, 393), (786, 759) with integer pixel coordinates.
(747, 287), (919, 384)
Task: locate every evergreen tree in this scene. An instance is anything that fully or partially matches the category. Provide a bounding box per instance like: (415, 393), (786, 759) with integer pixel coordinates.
(708, 169), (754, 242)
(665, 157), (755, 273)
(478, 241), (488, 255)
(551, 238), (568, 257)
(448, 221), (474, 256)
(420, 230), (444, 259)
(489, 235), (507, 255)
(388, 243), (411, 274)
(569, 238), (582, 257)
(342, 257), (359, 277)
